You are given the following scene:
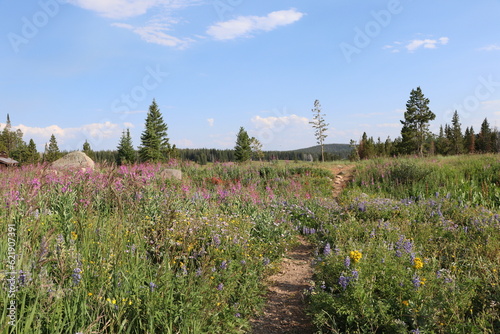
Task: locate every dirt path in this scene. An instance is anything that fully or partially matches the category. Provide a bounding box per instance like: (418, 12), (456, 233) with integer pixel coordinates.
(250, 164), (355, 334)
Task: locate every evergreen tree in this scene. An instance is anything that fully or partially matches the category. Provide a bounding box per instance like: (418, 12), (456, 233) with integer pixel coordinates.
(138, 99), (171, 162)
(26, 139), (39, 164)
(82, 140), (95, 160)
(476, 118), (492, 153)
(234, 127), (251, 163)
(1, 114), (24, 154)
(309, 100), (329, 162)
(358, 132), (375, 159)
(117, 129), (136, 165)
(400, 87), (435, 155)
(465, 126), (476, 154)
(450, 111), (463, 155)
(384, 137), (393, 156)
(45, 134), (61, 162)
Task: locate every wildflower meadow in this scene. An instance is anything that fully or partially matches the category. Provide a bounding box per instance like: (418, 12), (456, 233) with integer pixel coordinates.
(1, 155), (499, 333)
(306, 155), (500, 333)
(0, 161), (333, 333)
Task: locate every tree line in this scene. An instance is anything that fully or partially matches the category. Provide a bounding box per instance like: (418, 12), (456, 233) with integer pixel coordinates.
(352, 87), (499, 160)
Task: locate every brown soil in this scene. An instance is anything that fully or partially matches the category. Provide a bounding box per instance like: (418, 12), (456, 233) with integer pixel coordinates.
(250, 164), (355, 334)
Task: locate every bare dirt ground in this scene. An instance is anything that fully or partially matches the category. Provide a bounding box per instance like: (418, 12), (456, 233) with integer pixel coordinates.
(250, 164), (355, 334)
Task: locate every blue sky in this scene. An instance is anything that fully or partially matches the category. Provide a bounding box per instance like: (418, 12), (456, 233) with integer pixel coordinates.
(1, 0), (500, 152)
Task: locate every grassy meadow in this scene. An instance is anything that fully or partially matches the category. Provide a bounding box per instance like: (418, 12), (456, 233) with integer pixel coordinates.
(1, 155), (499, 333)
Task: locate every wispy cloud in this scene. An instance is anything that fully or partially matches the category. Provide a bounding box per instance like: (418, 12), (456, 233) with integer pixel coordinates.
(251, 114), (309, 130)
(207, 118), (214, 127)
(479, 44), (500, 51)
(207, 8), (304, 41)
(406, 37), (449, 52)
(384, 36), (449, 53)
(68, 0), (201, 19)
(7, 121), (124, 151)
(112, 21), (193, 49)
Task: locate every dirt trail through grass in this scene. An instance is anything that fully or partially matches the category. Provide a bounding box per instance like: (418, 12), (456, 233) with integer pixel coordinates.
(250, 164), (355, 334)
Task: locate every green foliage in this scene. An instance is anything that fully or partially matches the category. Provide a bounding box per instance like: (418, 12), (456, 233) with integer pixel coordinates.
(139, 99), (172, 162)
(82, 140), (95, 160)
(44, 134), (61, 162)
(234, 127), (251, 163)
(117, 129), (136, 165)
(400, 87), (436, 155)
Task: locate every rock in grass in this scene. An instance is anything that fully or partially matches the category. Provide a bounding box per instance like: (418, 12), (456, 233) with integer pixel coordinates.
(159, 168), (182, 180)
(51, 151), (95, 171)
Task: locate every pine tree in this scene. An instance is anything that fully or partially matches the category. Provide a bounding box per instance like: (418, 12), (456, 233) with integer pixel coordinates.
(234, 127), (251, 163)
(1, 114), (24, 154)
(309, 100), (329, 162)
(26, 139), (39, 164)
(477, 118), (492, 153)
(82, 140), (95, 160)
(117, 129), (136, 165)
(450, 111), (463, 155)
(139, 99), (171, 162)
(400, 87), (435, 155)
(45, 134), (61, 162)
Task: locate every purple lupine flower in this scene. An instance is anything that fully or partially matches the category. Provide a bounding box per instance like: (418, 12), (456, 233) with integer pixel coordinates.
(410, 329), (421, 334)
(412, 275), (420, 289)
(339, 275), (348, 290)
(358, 202), (366, 212)
(351, 270), (359, 280)
(195, 268), (202, 277)
(212, 235), (221, 247)
(344, 256), (351, 268)
(217, 283), (224, 291)
(235, 313), (241, 318)
(240, 260), (246, 265)
(263, 258), (270, 266)
(72, 268), (82, 285)
(149, 282), (157, 292)
(323, 243), (331, 256)
(444, 277), (453, 284)
(220, 260), (228, 270)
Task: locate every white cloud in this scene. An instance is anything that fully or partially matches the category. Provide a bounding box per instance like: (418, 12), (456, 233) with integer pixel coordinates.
(406, 37), (449, 52)
(8, 121), (124, 151)
(207, 118), (214, 127)
(207, 8), (304, 41)
(68, 0), (160, 19)
(112, 21), (193, 49)
(384, 37), (449, 53)
(479, 44), (500, 51)
(251, 114), (309, 130)
(68, 0), (201, 19)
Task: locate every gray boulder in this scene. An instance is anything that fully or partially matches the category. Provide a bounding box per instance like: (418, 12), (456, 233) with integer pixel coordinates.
(159, 168), (182, 180)
(51, 151), (95, 171)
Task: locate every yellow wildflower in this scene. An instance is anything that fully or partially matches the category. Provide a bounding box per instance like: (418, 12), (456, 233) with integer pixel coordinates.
(71, 231), (78, 240)
(402, 300), (409, 306)
(413, 257), (424, 270)
(349, 250), (362, 263)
